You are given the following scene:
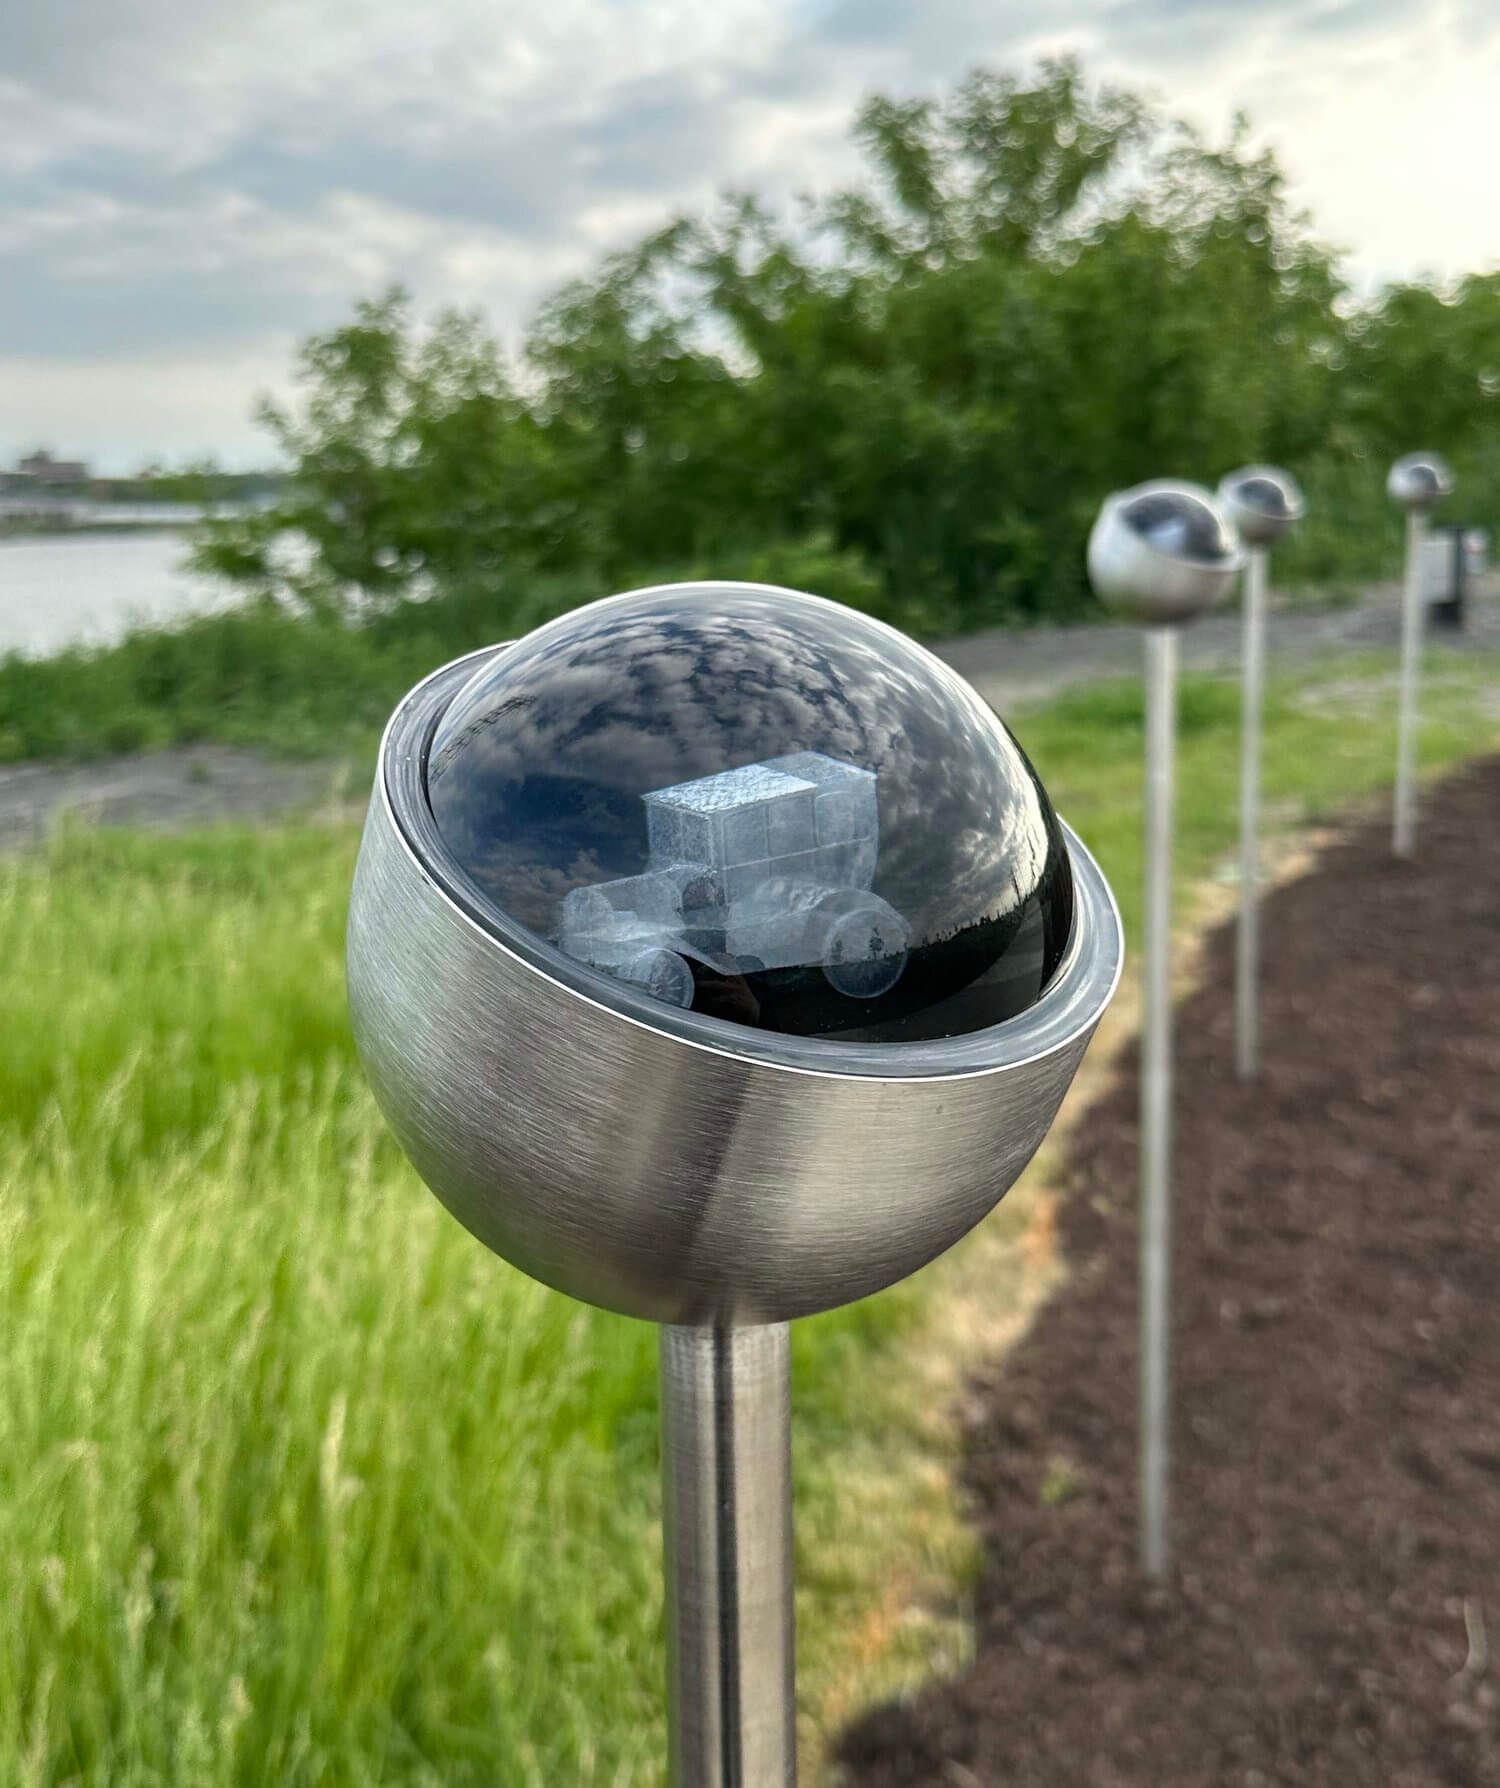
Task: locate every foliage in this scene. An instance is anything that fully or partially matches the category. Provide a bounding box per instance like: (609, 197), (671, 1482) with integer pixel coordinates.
(190, 58), (1499, 641)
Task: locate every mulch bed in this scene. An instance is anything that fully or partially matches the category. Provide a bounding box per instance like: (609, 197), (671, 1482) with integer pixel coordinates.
(838, 756), (1500, 1788)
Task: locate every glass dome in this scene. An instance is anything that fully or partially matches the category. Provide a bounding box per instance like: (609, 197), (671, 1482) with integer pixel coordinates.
(1117, 486), (1238, 563)
(1388, 451), (1454, 509)
(1221, 465), (1303, 524)
(424, 583), (1075, 1044)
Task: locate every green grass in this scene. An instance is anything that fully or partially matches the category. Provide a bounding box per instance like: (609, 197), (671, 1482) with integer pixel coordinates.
(0, 825), (934, 1787)
(1, 652), (1495, 1786)
(1014, 648), (1499, 937)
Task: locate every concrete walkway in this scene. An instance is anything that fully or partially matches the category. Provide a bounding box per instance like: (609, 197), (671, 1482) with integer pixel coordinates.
(935, 577), (1499, 710)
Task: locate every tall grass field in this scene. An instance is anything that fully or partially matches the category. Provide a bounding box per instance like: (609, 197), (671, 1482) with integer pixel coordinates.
(2, 651), (1495, 1786)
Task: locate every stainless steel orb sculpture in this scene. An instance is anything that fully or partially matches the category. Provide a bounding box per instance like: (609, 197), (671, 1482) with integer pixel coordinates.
(1218, 465), (1305, 547)
(347, 581), (1122, 1328)
(1220, 464), (1305, 1082)
(1084, 483), (1239, 1579)
(1388, 453), (1455, 860)
(1388, 451), (1454, 511)
(1087, 480), (1245, 625)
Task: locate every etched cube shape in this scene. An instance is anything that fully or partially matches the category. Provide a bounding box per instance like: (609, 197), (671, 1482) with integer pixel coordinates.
(645, 763), (815, 873)
(645, 796), (713, 868)
(771, 846), (824, 887)
(721, 801), (770, 866)
(724, 860), (769, 904)
(815, 788), (865, 846)
(847, 837), (878, 886)
(766, 788), (816, 855)
(765, 753), (876, 848)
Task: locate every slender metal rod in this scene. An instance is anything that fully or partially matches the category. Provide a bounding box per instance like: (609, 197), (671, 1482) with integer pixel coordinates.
(1140, 626), (1176, 1580)
(661, 1322), (796, 1788)
(1393, 508), (1427, 857)
(1235, 545), (1268, 1080)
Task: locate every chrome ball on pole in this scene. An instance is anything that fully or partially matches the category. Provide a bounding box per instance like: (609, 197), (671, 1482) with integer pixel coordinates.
(346, 581), (1123, 1785)
(1087, 487), (1244, 1579)
(1217, 466), (1305, 1080)
(1387, 452), (1454, 858)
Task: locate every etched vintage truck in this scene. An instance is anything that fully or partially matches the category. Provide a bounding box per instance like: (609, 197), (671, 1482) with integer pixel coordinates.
(558, 751), (909, 1010)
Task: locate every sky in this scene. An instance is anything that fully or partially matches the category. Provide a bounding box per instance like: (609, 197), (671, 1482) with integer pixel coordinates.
(1, 0), (1496, 472)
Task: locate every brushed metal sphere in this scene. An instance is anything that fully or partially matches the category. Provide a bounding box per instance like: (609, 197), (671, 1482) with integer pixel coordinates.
(1087, 480), (1245, 625)
(1388, 451), (1454, 510)
(347, 585), (1123, 1325)
(1217, 465), (1305, 546)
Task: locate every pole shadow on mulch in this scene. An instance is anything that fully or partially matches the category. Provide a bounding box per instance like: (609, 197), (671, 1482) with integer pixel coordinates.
(837, 755), (1500, 1788)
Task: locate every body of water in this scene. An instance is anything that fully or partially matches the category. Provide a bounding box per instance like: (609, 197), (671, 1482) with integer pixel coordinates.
(0, 531), (239, 657)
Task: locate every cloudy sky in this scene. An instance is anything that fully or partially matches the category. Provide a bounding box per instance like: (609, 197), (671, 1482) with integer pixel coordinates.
(2, 0), (1496, 471)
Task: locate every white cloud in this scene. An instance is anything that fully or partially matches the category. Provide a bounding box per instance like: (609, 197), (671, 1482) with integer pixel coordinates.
(0, 0), (1496, 469)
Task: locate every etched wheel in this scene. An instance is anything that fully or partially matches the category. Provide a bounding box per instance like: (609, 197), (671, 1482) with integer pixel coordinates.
(821, 900), (908, 999)
(624, 947), (695, 1009)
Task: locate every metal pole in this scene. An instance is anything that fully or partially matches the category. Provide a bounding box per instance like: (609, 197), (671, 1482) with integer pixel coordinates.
(1235, 544), (1268, 1080)
(1140, 626), (1176, 1579)
(1393, 508), (1427, 857)
(661, 1322), (796, 1788)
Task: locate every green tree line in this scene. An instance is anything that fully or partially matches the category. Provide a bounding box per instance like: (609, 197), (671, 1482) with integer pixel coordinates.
(197, 57), (1500, 640)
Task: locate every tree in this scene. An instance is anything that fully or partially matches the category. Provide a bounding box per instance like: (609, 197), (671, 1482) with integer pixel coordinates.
(195, 58), (1495, 638)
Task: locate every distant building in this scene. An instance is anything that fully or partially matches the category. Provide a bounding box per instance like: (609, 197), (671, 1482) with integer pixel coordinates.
(17, 449), (90, 487)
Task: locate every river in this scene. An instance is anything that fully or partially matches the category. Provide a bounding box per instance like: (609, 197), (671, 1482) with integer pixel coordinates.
(0, 531), (239, 657)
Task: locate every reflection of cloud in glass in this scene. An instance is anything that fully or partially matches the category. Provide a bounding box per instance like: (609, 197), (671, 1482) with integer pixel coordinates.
(427, 586), (1074, 1039)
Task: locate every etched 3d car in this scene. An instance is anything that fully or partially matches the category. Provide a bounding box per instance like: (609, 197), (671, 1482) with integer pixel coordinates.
(558, 751), (909, 1009)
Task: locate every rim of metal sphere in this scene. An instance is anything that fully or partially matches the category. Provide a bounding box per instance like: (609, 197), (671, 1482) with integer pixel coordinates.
(1103, 479), (1247, 573)
(374, 586), (1123, 1084)
(1087, 481), (1245, 625)
(1387, 451), (1454, 510)
(1218, 465), (1305, 538)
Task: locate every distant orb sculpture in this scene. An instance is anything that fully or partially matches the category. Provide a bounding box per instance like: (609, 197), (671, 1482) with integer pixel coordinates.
(1218, 464), (1305, 547)
(1388, 453), (1455, 856)
(1086, 478), (1242, 1581)
(1218, 464), (1306, 1082)
(1388, 451), (1454, 511)
(1087, 479), (1245, 625)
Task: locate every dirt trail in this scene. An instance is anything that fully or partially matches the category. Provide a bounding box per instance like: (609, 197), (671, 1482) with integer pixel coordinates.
(837, 755), (1500, 1788)
(0, 746), (362, 847)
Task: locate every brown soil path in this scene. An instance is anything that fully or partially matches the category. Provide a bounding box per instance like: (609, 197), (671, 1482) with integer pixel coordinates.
(838, 756), (1500, 1788)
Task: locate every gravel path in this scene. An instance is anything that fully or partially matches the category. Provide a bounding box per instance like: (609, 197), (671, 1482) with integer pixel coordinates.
(937, 577), (1500, 709)
(0, 747), (364, 848)
(2, 580), (1494, 844)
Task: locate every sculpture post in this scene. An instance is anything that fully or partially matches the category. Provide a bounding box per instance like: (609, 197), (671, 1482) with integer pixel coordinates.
(1387, 453), (1455, 858)
(1088, 486), (1244, 1577)
(1218, 467), (1305, 1080)
(1140, 623), (1176, 1577)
